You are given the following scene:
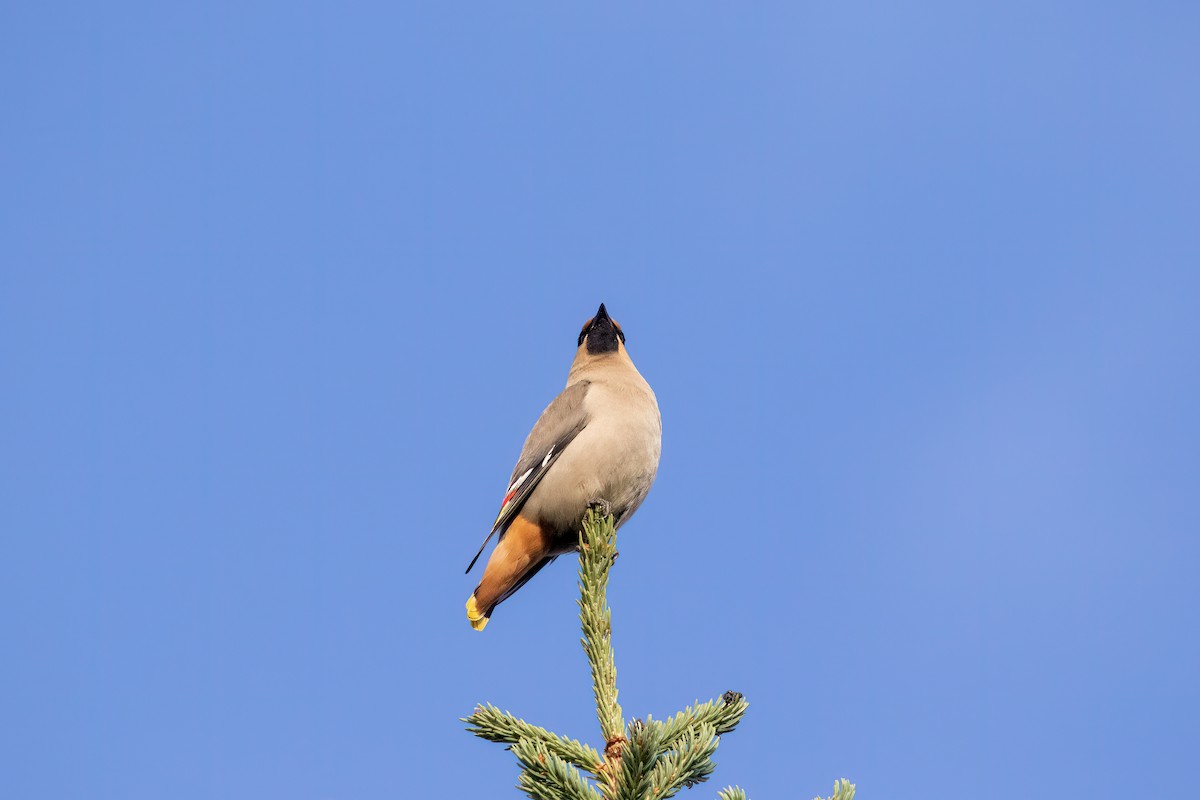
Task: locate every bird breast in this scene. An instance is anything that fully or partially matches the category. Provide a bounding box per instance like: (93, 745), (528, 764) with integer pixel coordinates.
(524, 378), (661, 540)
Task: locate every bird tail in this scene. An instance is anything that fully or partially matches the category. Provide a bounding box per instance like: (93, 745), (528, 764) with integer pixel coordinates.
(464, 515), (556, 632)
(465, 555), (554, 631)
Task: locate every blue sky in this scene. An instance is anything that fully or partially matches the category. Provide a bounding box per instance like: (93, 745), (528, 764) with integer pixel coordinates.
(2, 3), (1197, 798)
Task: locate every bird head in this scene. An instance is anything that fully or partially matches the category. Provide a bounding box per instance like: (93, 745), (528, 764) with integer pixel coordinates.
(577, 303), (626, 355)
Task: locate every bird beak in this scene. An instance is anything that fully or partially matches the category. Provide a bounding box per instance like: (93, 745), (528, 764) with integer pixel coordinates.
(594, 303), (610, 323)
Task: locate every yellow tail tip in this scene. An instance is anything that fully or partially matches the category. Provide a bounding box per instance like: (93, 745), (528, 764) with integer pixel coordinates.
(466, 595), (489, 631)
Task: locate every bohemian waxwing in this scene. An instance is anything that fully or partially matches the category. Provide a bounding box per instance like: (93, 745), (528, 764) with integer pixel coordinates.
(465, 303), (661, 631)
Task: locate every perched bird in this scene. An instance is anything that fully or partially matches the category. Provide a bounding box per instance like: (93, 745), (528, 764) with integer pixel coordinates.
(465, 303), (661, 631)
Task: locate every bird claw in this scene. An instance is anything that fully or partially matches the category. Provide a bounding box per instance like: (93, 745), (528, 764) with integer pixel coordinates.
(588, 499), (612, 516)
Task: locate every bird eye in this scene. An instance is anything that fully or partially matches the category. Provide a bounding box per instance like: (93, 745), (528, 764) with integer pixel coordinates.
(577, 323), (592, 346)
(616, 328), (625, 344)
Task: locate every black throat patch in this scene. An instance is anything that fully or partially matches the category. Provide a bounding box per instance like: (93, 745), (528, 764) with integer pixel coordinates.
(585, 324), (621, 354)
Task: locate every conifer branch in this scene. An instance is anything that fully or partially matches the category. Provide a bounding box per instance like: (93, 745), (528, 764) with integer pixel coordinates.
(657, 693), (749, 746)
(577, 507), (629, 799)
(510, 738), (602, 800)
(814, 779), (856, 800)
(643, 723), (719, 799)
(616, 719), (668, 799)
(464, 703), (602, 776)
(578, 507), (624, 748)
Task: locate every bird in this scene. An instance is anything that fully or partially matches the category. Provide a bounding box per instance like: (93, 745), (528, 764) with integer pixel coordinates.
(465, 303), (661, 631)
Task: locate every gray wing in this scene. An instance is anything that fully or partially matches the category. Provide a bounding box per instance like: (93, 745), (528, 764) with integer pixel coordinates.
(465, 380), (591, 574)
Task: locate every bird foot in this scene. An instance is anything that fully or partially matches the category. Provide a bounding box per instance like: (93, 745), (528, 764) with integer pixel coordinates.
(588, 499), (612, 517)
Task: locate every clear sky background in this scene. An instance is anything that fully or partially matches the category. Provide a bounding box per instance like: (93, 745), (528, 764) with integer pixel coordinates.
(2, 3), (1197, 799)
